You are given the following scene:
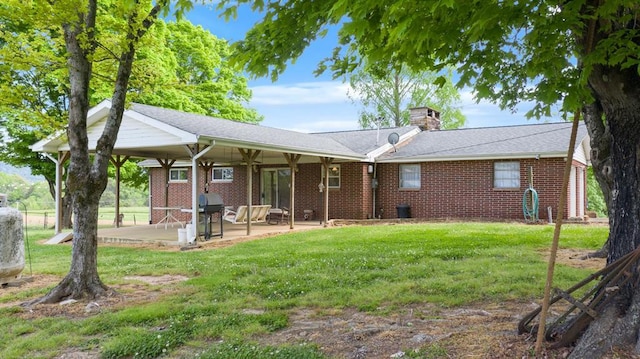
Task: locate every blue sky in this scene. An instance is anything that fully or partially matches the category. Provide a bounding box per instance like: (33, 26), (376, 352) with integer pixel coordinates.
(186, 4), (550, 133)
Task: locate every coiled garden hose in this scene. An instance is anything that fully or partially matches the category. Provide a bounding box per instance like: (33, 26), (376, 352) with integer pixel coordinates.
(523, 187), (539, 222)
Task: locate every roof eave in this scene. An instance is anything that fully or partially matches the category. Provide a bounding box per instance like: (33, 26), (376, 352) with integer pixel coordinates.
(212, 138), (366, 161)
(377, 151), (572, 163)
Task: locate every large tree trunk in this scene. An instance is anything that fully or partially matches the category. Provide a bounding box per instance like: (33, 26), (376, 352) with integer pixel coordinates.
(61, 190), (73, 229)
(25, 1), (162, 305)
(568, 59), (640, 357)
(34, 186), (110, 303)
(26, 0), (107, 305)
(581, 103), (612, 258)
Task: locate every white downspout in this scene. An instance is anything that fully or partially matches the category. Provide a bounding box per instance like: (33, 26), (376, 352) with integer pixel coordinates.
(372, 163), (377, 219)
(148, 171), (152, 224)
(185, 142), (214, 240)
(43, 153), (62, 234)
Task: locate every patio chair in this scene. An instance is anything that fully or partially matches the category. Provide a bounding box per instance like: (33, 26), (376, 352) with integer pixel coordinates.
(223, 206), (248, 224)
(223, 205), (271, 224)
(251, 205), (271, 222)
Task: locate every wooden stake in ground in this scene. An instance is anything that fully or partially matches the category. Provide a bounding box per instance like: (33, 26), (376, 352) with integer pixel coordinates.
(535, 113), (581, 354)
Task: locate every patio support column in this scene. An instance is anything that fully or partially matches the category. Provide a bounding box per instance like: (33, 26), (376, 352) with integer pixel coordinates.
(198, 161), (216, 193)
(239, 148), (261, 236)
(43, 151), (69, 234)
(283, 153), (301, 229)
(109, 155), (130, 228)
(577, 166), (585, 218)
(155, 158), (175, 223)
(319, 157), (333, 228)
(185, 144), (214, 240)
(569, 165), (577, 218)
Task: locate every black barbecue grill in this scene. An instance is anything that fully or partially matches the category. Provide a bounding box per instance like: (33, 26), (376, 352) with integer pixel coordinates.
(198, 193), (224, 239)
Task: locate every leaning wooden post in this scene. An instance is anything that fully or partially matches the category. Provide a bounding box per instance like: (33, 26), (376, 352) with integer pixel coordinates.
(535, 112), (581, 354)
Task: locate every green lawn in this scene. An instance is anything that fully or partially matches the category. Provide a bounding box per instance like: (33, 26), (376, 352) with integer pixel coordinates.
(0, 222), (608, 358)
(25, 206), (150, 227)
(97, 206), (149, 225)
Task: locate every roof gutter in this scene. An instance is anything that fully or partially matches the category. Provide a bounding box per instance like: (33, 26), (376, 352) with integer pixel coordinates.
(376, 151), (575, 164)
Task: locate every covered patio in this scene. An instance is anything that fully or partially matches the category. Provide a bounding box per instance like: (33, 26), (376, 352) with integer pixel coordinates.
(30, 100), (369, 242)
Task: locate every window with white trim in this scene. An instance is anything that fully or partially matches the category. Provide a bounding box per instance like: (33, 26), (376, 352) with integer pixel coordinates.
(494, 161), (520, 188)
(399, 164), (421, 189)
(212, 167), (234, 182)
(321, 165), (341, 188)
(169, 168), (188, 182)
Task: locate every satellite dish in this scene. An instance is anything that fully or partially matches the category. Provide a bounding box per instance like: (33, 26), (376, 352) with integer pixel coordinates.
(387, 132), (399, 153)
(387, 132), (399, 145)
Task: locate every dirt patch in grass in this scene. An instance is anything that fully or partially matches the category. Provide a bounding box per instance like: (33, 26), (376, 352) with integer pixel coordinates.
(551, 248), (606, 271)
(256, 302), (551, 358)
(0, 249), (606, 358)
(0, 274), (189, 318)
(253, 248), (605, 358)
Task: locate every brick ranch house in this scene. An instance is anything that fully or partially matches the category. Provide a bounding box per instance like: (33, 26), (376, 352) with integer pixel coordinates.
(31, 100), (590, 233)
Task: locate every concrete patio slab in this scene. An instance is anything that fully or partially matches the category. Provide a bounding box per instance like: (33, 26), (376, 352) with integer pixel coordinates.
(95, 220), (325, 247)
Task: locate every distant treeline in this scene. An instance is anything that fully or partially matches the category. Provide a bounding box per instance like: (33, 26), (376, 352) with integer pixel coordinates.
(0, 172), (147, 210)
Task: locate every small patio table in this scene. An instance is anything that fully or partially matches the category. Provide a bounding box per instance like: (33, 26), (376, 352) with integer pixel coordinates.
(153, 207), (184, 229)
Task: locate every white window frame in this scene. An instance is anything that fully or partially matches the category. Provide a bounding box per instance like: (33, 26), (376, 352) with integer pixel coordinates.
(169, 168), (188, 183)
(399, 164), (421, 189)
(321, 164), (341, 188)
(212, 167), (234, 183)
(494, 161), (520, 189)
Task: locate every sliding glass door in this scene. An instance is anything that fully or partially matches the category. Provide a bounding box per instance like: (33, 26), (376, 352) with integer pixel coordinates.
(261, 168), (291, 209)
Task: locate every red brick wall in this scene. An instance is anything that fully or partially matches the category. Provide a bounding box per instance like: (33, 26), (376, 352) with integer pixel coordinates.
(290, 163), (322, 221)
(149, 167), (191, 223)
(149, 158), (575, 223)
(375, 158), (568, 220)
(150, 165), (250, 223)
(286, 162), (372, 221)
(326, 162), (372, 220)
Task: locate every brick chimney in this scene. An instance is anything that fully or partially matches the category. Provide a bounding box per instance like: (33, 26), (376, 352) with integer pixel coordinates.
(409, 106), (441, 131)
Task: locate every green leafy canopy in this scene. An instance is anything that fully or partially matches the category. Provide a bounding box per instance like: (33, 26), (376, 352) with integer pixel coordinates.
(348, 64), (466, 129)
(218, 0), (639, 116)
(0, 1), (261, 193)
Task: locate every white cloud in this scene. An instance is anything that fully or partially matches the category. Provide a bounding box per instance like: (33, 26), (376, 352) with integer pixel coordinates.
(258, 103), (360, 133)
(250, 83), (561, 133)
(251, 81), (352, 105)
(285, 119), (360, 133)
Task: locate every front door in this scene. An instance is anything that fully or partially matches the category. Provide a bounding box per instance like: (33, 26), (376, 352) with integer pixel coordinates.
(261, 168), (291, 209)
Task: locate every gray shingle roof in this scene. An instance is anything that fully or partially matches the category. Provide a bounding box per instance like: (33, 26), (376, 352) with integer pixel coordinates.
(313, 126), (418, 155)
(130, 103), (588, 163)
(378, 122), (588, 162)
(131, 103), (366, 160)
